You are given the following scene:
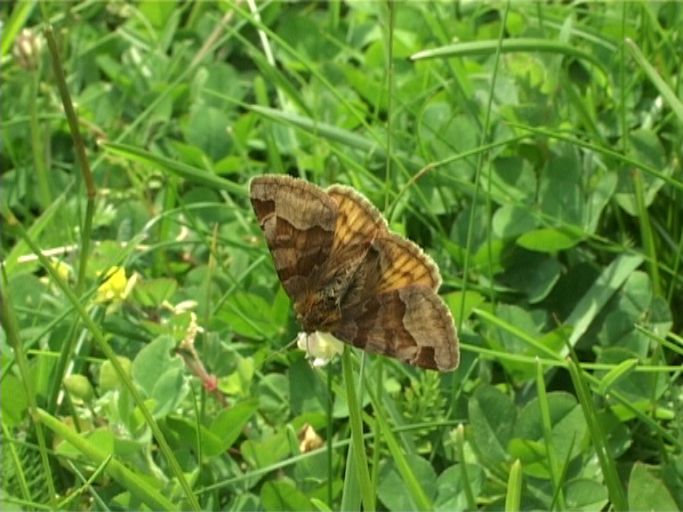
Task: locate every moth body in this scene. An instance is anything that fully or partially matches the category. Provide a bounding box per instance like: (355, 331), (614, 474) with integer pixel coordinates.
(297, 249), (368, 333)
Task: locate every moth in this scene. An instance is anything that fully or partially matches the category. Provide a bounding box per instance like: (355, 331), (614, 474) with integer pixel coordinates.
(250, 174), (459, 371)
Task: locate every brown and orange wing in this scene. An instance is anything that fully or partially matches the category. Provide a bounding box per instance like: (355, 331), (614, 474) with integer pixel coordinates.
(326, 185), (387, 254)
(305, 184), (389, 298)
(250, 175), (337, 301)
(334, 231), (458, 371)
(333, 285), (458, 371)
(372, 234), (442, 292)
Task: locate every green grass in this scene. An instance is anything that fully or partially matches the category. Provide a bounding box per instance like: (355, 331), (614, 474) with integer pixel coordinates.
(1, 1), (682, 510)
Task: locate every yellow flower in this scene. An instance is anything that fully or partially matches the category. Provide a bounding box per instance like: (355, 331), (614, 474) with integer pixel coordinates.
(296, 331), (344, 367)
(96, 266), (134, 303)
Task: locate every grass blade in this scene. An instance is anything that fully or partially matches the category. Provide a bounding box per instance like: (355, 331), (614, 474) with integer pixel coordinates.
(367, 382), (433, 511)
(564, 253), (643, 351)
(341, 349), (375, 511)
(36, 409), (177, 511)
(411, 38), (608, 76)
(567, 357), (628, 511)
(504, 459), (522, 512)
(625, 38), (683, 123)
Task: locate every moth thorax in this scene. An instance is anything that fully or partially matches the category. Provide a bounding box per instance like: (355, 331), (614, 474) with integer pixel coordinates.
(297, 285), (343, 332)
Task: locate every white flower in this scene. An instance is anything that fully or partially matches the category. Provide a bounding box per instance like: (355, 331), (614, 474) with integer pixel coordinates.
(296, 331), (344, 367)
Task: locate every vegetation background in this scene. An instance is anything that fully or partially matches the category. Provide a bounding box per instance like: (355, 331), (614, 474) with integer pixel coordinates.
(1, 1), (682, 510)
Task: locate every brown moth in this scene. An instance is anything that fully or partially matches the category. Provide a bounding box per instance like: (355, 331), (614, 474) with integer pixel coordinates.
(249, 174), (459, 371)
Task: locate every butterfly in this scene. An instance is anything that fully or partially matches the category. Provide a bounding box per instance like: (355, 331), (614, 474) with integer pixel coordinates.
(250, 174), (459, 371)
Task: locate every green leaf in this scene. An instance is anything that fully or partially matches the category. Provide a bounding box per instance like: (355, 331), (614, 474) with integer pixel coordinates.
(164, 416), (222, 459)
(444, 290), (485, 325)
(131, 335), (187, 417)
(517, 228), (582, 252)
(538, 148), (583, 224)
(584, 172), (617, 233)
(38, 409), (177, 511)
(420, 99), (479, 163)
(2, 190), (68, 277)
(377, 455), (437, 511)
(0, 373), (28, 427)
(492, 204), (538, 239)
(468, 385), (516, 465)
(490, 156), (538, 203)
(501, 250), (562, 303)
(487, 304), (549, 367)
(564, 253), (644, 352)
(511, 392), (587, 477)
(182, 105), (232, 162)
(139, 0), (177, 29)
(227, 493), (260, 511)
(596, 358), (638, 395)
(596, 348), (666, 402)
(434, 463), (483, 511)
(241, 431), (291, 469)
(628, 462), (678, 511)
(220, 291), (285, 338)
(261, 480), (313, 511)
(99, 357), (132, 392)
(564, 479), (608, 510)
(615, 130), (670, 215)
(196, 62), (244, 108)
(210, 399), (259, 453)
(258, 373), (290, 425)
(131, 278), (178, 308)
(219, 355), (255, 397)
(289, 358), (329, 415)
